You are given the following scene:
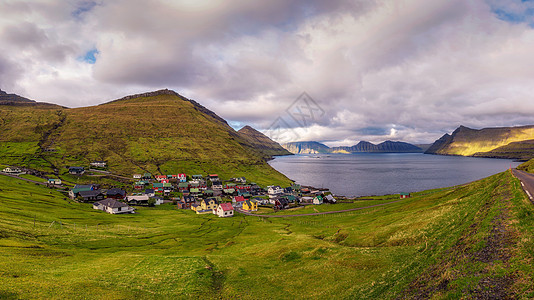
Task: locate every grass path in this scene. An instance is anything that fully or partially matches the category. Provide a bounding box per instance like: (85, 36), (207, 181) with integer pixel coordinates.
(237, 199), (402, 217)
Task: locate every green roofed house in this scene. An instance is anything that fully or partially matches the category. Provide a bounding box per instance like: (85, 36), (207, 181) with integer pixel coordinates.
(190, 188), (200, 195)
(47, 178), (62, 185)
(223, 188), (236, 195)
(400, 192), (411, 199)
(142, 173), (152, 180)
(69, 184), (95, 199)
(313, 195), (323, 205)
(285, 195), (297, 203)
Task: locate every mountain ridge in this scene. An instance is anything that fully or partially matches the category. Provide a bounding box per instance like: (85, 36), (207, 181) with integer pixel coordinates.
(425, 124), (534, 160)
(282, 140), (423, 154)
(237, 125), (292, 157)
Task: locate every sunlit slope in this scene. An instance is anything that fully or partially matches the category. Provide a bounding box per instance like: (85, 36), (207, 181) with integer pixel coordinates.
(0, 104), (65, 171)
(426, 125), (534, 157)
(1, 170), (533, 298)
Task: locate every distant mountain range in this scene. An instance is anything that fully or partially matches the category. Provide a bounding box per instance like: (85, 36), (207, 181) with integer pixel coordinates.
(425, 125), (534, 160)
(282, 141), (424, 154)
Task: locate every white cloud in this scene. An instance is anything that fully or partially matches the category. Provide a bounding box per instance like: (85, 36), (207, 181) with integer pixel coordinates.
(1, 0), (534, 144)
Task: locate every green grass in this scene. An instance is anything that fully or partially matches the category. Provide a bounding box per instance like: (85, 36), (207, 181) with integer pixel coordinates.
(518, 158), (534, 173)
(1, 171), (533, 298)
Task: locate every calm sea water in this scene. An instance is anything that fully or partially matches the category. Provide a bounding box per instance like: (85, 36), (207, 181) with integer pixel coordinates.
(268, 153), (521, 197)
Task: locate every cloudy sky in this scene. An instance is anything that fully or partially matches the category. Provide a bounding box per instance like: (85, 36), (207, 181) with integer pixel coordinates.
(2, 0), (534, 146)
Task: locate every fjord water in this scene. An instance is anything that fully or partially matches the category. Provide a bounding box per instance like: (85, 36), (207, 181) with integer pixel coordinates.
(269, 153), (521, 197)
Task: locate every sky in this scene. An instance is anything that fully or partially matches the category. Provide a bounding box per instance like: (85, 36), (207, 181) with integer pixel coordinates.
(2, 0), (534, 146)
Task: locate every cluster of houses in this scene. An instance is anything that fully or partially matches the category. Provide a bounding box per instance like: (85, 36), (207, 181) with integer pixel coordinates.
(68, 184), (135, 214)
(66, 172), (338, 216)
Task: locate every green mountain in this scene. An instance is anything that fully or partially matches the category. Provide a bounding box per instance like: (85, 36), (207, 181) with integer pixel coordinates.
(0, 89), (290, 186)
(425, 125), (534, 160)
(237, 125), (292, 157)
(282, 141), (331, 154)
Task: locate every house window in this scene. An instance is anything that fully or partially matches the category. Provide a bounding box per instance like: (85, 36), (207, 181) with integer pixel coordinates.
(118, 207), (121, 211)
(225, 212), (227, 215)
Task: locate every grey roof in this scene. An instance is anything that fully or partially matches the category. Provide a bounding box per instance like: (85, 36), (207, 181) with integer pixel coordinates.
(95, 198), (129, 208)
(106, 188), (126, 196)
(79, 190), (102, 198)
(74, 184), (94, 189)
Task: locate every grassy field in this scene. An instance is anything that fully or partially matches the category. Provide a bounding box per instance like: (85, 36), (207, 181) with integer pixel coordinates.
(1, 170), (534, 299)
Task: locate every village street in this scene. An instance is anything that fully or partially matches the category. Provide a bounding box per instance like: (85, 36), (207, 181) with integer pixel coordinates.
(512, 169), (534, 202)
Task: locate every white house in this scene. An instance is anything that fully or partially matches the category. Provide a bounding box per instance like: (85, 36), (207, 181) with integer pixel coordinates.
(90, 161), (107, 168)
(2, 167), (22, 174)
(133, 174), (142, 179)
(324, 194), (336, 203)
(47, 178), (62, 185)
(313, 195), (323, 205)
(126, 195), (150, 205)
(267, 185), (284, 198)
(216, 203), (234, 217)
(93, 199), (134, 214)
(177, 173), (187, 182)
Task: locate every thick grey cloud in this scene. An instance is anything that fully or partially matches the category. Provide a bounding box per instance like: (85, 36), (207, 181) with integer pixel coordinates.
(1, 0), (534, 144)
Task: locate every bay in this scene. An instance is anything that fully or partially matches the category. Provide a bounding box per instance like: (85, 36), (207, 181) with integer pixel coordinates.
(268, 153), (521, 197)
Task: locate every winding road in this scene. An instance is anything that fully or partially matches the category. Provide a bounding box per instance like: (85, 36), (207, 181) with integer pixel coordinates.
(0, 171), (62, 188)
(237, 200), (402, 218)
(512, 169), (534, 202)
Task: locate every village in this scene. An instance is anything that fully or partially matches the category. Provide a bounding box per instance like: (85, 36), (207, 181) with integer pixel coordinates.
(3, 162), (341, 218)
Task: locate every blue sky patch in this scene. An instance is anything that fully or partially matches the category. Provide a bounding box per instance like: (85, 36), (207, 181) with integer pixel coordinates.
(489, 0), (534, 26)
(79, 48), (99, 64)
(72, 1), (98, 19)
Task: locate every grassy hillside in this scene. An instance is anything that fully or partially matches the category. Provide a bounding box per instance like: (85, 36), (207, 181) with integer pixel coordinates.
(426, 125), (534, 157)
(517, 159), (534, 173)
(1, 170), (534, 298)
(237, 125), (292, 157)
(474, 139), (534, 161)
(0, 90), (291, 186)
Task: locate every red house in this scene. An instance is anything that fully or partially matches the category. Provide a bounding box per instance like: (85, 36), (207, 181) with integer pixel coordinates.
(232, 195), (246, 208)
(155, 175), (167, 182)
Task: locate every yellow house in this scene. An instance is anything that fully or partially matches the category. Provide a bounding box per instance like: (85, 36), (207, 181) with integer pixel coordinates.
(200, 198), (219, 211)
(242, 200), (258, 211)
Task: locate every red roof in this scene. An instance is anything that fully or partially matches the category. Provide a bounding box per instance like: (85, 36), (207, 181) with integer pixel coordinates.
(220, 203), (234, 211)
(178, 173), (186, 177)
(155, 175), (166, 179)
(234, 196), (245, 202)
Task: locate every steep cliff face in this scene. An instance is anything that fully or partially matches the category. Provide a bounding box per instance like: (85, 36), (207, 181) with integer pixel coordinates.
(425, 125), (534, 158)
(282, 141), (330, 154)
(237, 125), (292, 157)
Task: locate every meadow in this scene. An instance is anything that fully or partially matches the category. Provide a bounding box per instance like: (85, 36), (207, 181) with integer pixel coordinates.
(1, 170), (534, 299)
